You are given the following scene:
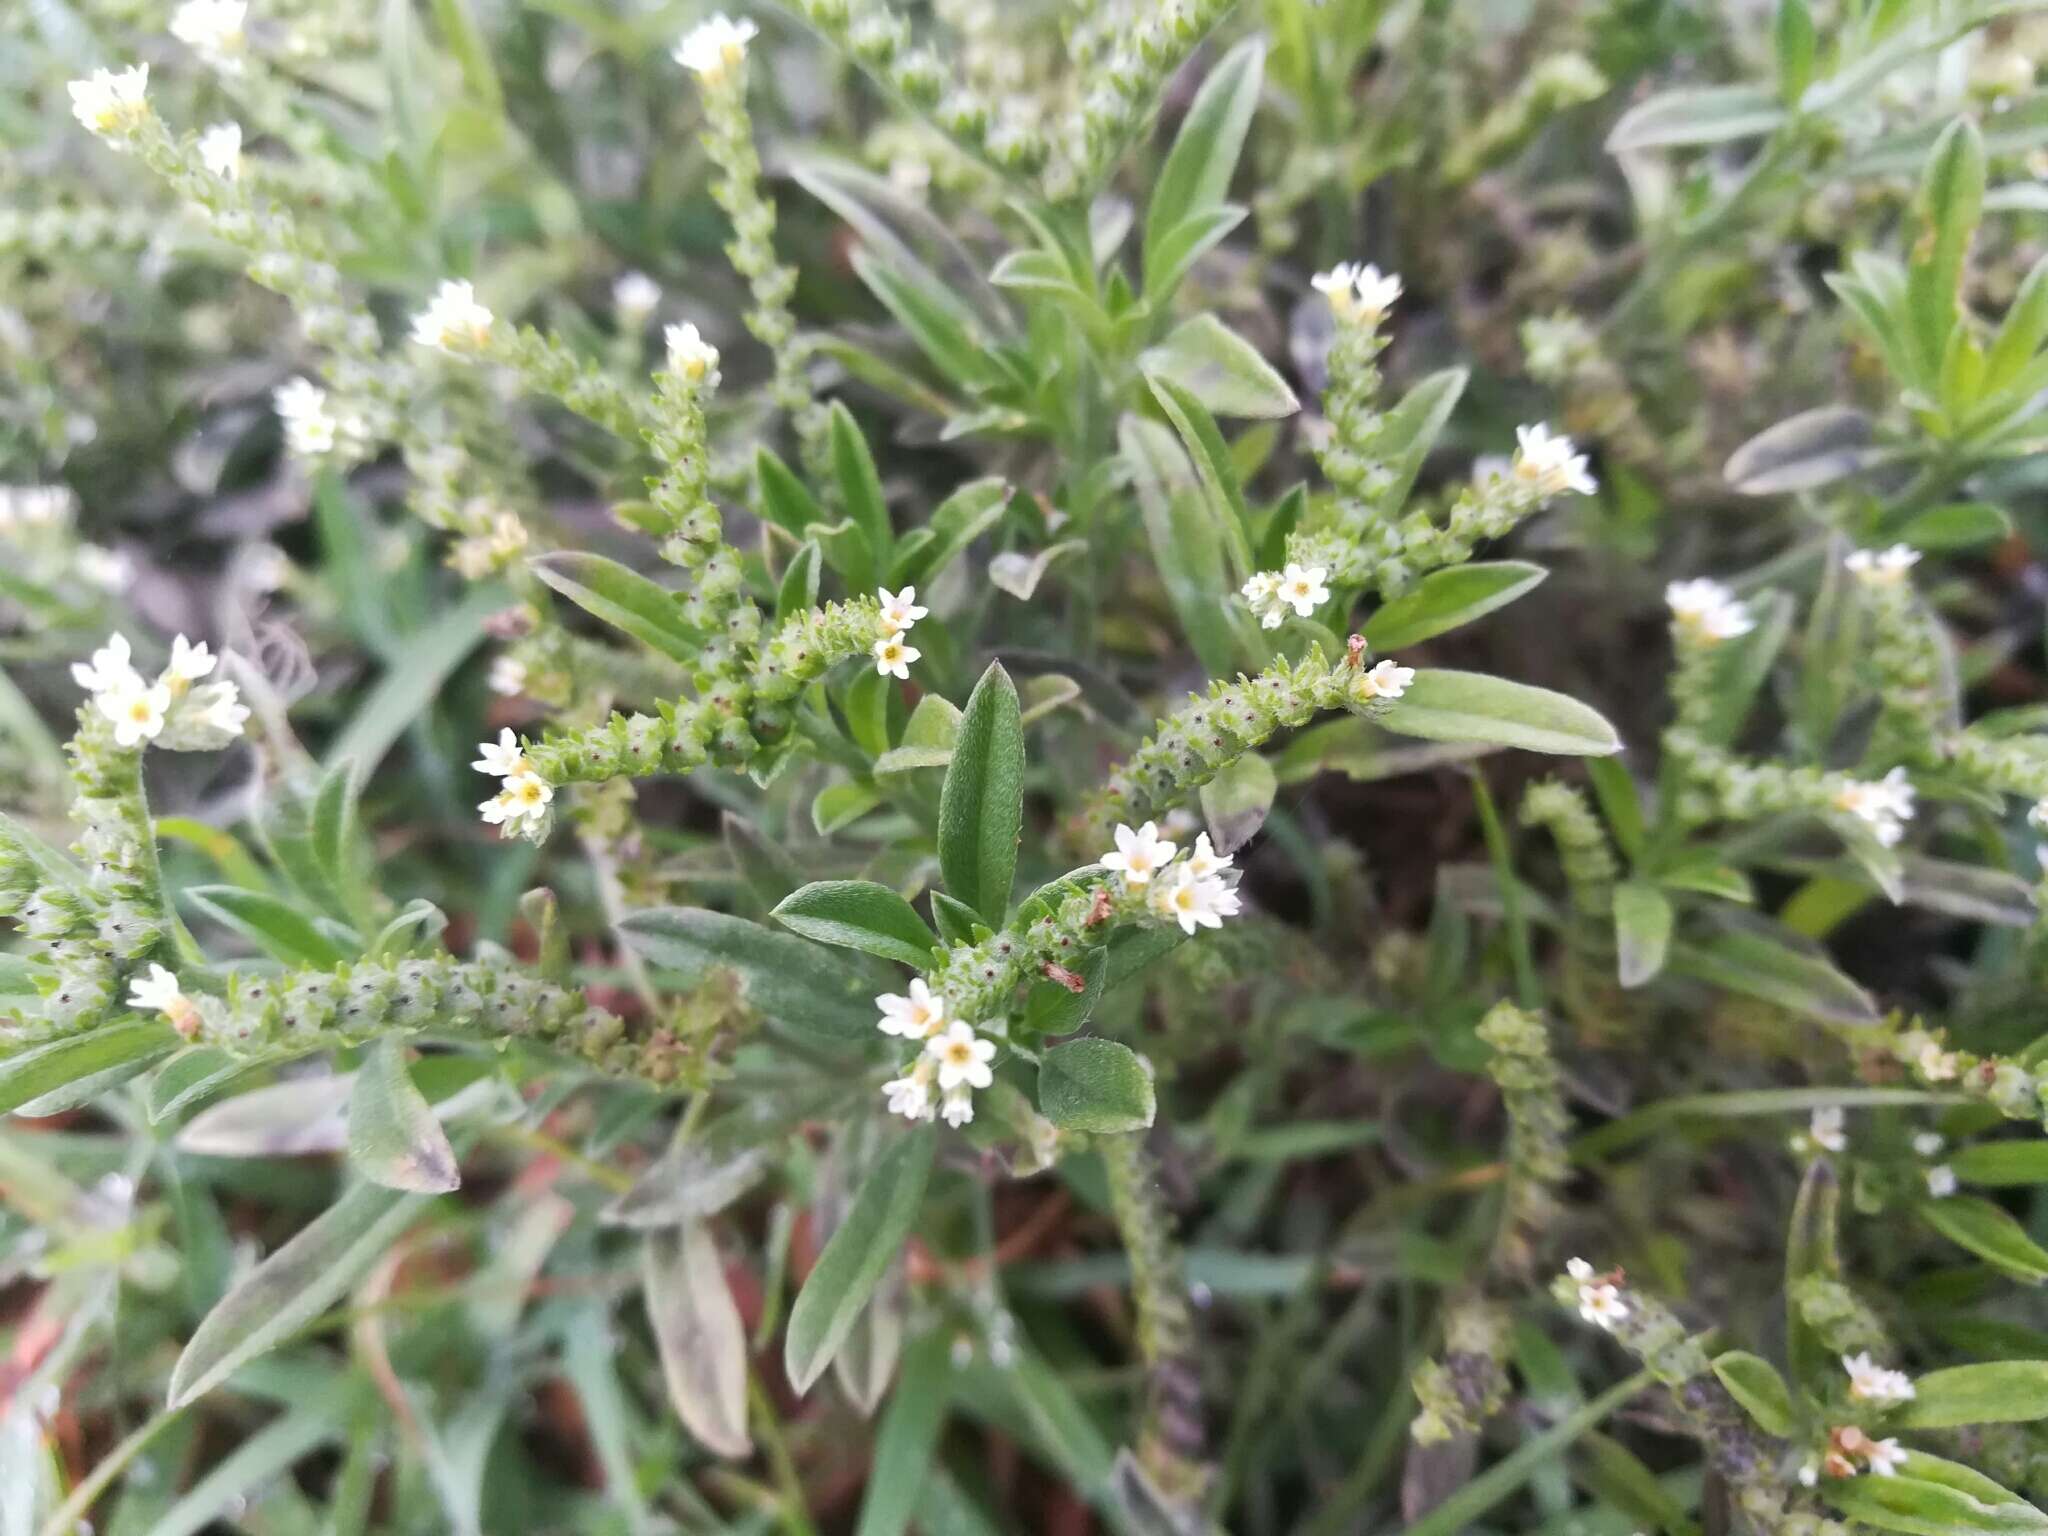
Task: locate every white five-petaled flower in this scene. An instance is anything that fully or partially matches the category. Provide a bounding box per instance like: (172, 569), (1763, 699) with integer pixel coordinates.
(1359, 658), (1414, 700)
(925, 1020), (996, 1092)
(613, 271), (661, 324)
(664, 322), (720, 388)
(1864, 1438), (1907, 1478)
(674, 13), (758, 79)
(1845, 543), (1921, 586)
(883, 1059), (936, 1121)
(876, 978), (950, 1039)
(1100, 820), (1178, 887)
(128, 963), (201, 1036)
(876, 585), (928, 636)
(1925, 1164), (1958, 1198)
(1843, 1352), (1916, 1405)
(410, 279), (495, 352)
(1809, 1105), (1847, 1154)
(1665, 577), (1755, 644)
(873, 634), (920, 679)
(166, 635), (216, 687)
(1832, 767), (1916, 848)
(1275, 563), (1330, 620)
(1150, 865), (1243, 935)
(198, 121), (242, 180)
(194, 683), (250, 737)
(275, 378), (338, 456)
(1185, 832), (1230, 880)
(69, 65), (151, 141)
(169, 0), (247, 65)
(1311, 262), (1400, 323)
(72, 632), (141, 695)
(940, 1083), (976, 1127)
(471, 727), (530, 779)
(97, 674), (174, 746)
(1512, 423), (1598, 498)
(483, 771), (553, 831)
(1566, 1258), (1629, 1330)
(489, 655), (528, 697)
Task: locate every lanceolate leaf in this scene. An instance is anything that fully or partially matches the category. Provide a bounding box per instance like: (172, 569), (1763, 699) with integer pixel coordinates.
(1144, 37), (1264, 295)
(1710, 1351), (1794, 1436)
(1362, 562), (1547, 650)
(184, 884), (355, 968)
(784, 1127), (935, 1393)
(1378, 670), (1622, 757)
(937, 662), (1025, 926)
(347, 1039), (461, 1194)
(1139, 314), (1299, 419)
(0, 1019), (180, 1119)
(773, 880), (940, 969)
(643, 1220), (753, 1459)
(1919, 1195), (2048, 1284)
(530, 551), (704, 663)
(620, 907), (880, 1043)
(1895, 1363), (2048, 1428)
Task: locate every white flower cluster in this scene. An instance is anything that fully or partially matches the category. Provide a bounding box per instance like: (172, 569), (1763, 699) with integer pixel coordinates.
(68, 65), (151, 144)
(876, 979), (994, 1127)
(664, 322), (720, 389)
(871, 585), (928, 679)
(1565, 1258), (1627, 1329)
(72, 633), (247, 748)
(1511, 423), (1598, 498)
(169, 0), (248, 70)
(1808, 1425), (1908, 1482)
(1832, 766), (1916, 848)
(129, 962), (202, 1038)
(410, 279), (495, 353)
(1842, 1351), (1916, 1406)
(1845, 543), (1920, 586)
(197, 121), (243, 180)
(1240, 563), (1330, 629)
(274, 377), (368, 459)
(472, 727), (553, 835)
(1311, 262), (1402, 325)
(1100, 823), (1245, 935)
(674, 13), (758, 80)
(1665, 577), (1755, 645)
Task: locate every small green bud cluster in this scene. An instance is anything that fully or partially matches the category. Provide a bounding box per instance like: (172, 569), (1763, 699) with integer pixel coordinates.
(1064, 0), (1236, 195)
(1477, 1001), (1571, 1265)
(1410, 1300), (1511, 1445)
(642, 356), (766, 667)
(1519, 781), (1618, 922)
(1791, 1275), (1893, 1360)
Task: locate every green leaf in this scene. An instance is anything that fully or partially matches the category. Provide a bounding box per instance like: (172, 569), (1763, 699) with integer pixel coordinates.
(930, 891), (981, 947)
(0, 1019), (179, 1119)
(1669, 928), (1878, 1026)
(1373, 368), (1468, 515)
(1612, 880), (1674, 988)
(347, 1039), (461, 1194)
(777, 541), (823, 623)
(1378, 670), (1622, 756)
(1147, 375), (1257, 583)
(1587, 758), (1646, 862)
(755, 445), (823, 538)
(1920, 1195), (2048, 1283)
(1142, 206), (1249, 304)
(854, 1330), (953, 1536)
(1986, 254), (2048, 394)
(147, 1047), (251, 1124)
(1711, 1351), (1795, 1436)
(1363, 562), (1547, 650)
(724, 812), (807, 911)
(183, 885), (355, 968)
(937, 662), (1025, 926)
(1139, 314), (1299, 419)
(1198, 751), (1277, 854)
(644, 1219), (753, 1458)
(530, 551), (703, 664)
(773, 880), (939, 968)
(814, 779), (884, 835)
(620, 907), (880, 1044)
(1022, 945), (1109, 1035)
(1039, 1039), (1157, 1133)
(830, 403), (894, 562)
(853, 248), (1000, 395)
(1121, 414), (1250, 677)
(321, 584), (501, 775)
(1897, 500), (2013, 550)
(1775, 0), (1816, 102)
(1908, 118), (1986, 386)
(889, 477), (1009, 589)
(1144, 37), (1264, 295)
(1824, 1453), (2048, 1536)
(1952, 1141), (2048, 1187)
(1688, 589), (1795, 747)
(169, 1178), (433, 1406)
(784, 1127), (935, 1393)
(1606, 84), (1786, 151)
(1724, 408), (1881, 495)
(1897, 1363), (2048, 1428)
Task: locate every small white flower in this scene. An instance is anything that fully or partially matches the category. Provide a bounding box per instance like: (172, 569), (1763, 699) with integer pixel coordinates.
(1809, 1106), (1847, 1154)
(69, 65), (151, 140)
(613, 271), (661, 324)
(1276, 562), (1330, 619)
(876, 585), (928, 636)
(489, 655), (528, 697)
(1566, 1258), (1628, 1329)
(1185, 832), (1231, 880)
(128, 963), (201, 1035)
(925, 1020), (996, 1092)
(72, 632), (141, 695)
(1359, 658), (1414, 700)
(1512, 423), (1597, 497)
(479, 791), (514, 827)
(1845, 544), (1921, 586)
(664, 322), (720, 388)
(1798, 1460), (1820, 1488)
(76, 545), (133, 592)
(1917, 1042), (1959, 1081)
(169, 0), (247, 65)
(1150, 866), (1242, 935)
(1312, 262), (1364, 319)
(883, 1060), (937, 1121)
(274, 378), (338, 456)
(166, 634), (216, 685)
(1843, 1352), (1916, 1404)
(1925, 1164), (1958, 1198)
(410, 279), (495, 352)
(471, 727), (530, 779)
(1351, 264), (1402, 321)
(1833, 767), (1916, 848)
(1240, 570), (1287, 628)
(940, 1083), (976, 1127)
(1864, 1438), (1907, 1477)
(876, 978), (949, 1039)
(1912, 1131), (1945, 1158)
(97, 676), (173, 747)
(1101, 821), (1178, 887)
(496, 771), (553, 827)
(674, 14), (758, 79)
(1566, 1257), (1596, 1281)
(872, 634), (920, 679)
(198, 121), (242, 180)
(192, 681), (249, 737)
(2030, 796), (2048, 832)
(1665, 577), (1755, 643)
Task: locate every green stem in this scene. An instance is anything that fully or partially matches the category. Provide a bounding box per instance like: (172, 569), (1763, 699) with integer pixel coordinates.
(1470, 770), (1541, 1012)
